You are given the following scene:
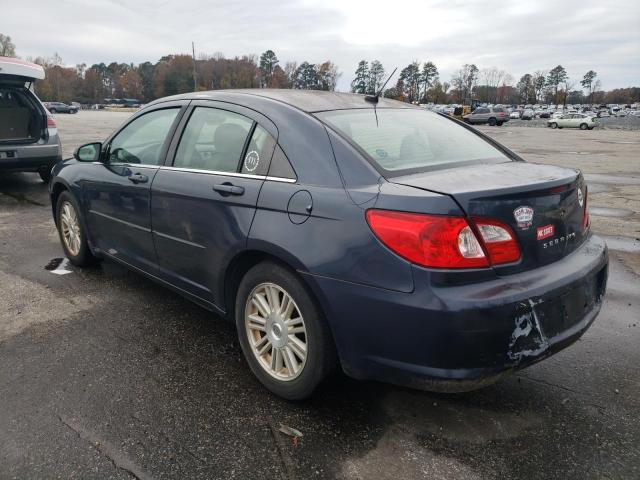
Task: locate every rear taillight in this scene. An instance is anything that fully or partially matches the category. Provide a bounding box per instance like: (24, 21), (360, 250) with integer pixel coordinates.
(366, 210), (520, 269)
(582, 186), (589, 231)
(472, 217), (521, 264)
(47, 115), (56, 127)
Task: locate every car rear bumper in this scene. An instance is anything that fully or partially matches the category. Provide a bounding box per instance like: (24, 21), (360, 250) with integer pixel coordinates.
(0, 143), (61, 172)
(304, 233), (608, 391)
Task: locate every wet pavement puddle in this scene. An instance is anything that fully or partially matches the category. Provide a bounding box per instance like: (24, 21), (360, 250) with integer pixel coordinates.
(600, 235), (640, 253)
(590, 207), (635, 218)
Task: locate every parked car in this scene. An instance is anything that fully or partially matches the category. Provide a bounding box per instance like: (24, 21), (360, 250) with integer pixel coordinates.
(509, 110), (521, 119)
(521, 108), (535, 120)
(46, 101), (78, 114)
(0, 56), (62, 182)
(551, 111), (565, 119)
(463, 106), (509, 126)
(49, 90), (608, 400)
(548, 113), (597, 130)
(538, 111), (551, 119)
(597, 110), (611, 118)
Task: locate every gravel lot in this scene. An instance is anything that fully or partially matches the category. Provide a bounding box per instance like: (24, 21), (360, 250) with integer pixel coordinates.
(1, 110), (639, 480)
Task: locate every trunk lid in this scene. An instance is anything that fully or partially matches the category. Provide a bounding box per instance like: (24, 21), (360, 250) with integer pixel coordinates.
(391, 162), (588, 274)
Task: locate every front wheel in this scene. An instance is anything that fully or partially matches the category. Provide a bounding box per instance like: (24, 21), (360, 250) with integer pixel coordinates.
(56, 191), (97, 267)
(580, 123), (588, 130)
(488, 117), (497, 126)
(235, 261), (337, 400)
(49, 109), (57, 114)
(549, 122), (558, 129)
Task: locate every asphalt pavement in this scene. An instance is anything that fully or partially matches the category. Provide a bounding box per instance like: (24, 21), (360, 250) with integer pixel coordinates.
(0, 111), (638, 479)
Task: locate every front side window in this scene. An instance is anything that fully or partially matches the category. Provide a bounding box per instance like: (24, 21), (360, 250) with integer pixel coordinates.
(109, 108), (179, 165)
(174, 107), (253, 173)
(316, 108), (510, 175)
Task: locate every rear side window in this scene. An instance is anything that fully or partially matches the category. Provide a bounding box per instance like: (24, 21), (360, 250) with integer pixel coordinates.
(317, 108), (510, 175)
(493, 107), (504, 113)
(174, 107), (253, 173)
(241, 124), (276, 176)
(108, 108), (179, 165)
(268, 146), (296, 179)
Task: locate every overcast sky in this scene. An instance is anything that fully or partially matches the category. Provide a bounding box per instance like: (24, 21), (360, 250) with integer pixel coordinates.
(4, 0), (639, 91)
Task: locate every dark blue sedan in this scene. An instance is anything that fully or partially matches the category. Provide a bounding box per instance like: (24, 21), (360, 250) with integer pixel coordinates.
(49, 90), (608, 399)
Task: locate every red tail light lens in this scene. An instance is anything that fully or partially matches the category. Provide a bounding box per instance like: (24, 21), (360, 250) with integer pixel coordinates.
(366, 210), (521, 269)
(472, 217), (521, 264)
(47, 115), (56, 127)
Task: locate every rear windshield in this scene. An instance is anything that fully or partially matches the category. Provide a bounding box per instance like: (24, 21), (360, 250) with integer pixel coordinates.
(316, 108), (510, 175)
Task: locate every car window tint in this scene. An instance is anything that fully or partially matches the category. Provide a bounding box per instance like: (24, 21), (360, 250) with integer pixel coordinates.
(241, 124), (276, 176)
(268, 145), (296, 179)
(174, 107), (253, 173)
(317, 108), (509, 174)
(109, 108), (179, 165)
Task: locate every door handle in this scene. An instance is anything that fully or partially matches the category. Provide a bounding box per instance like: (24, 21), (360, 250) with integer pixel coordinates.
(213, 183), (245, 196)
(128, 172), (148, 184)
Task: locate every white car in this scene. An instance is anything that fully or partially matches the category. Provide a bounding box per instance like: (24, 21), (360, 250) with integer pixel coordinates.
(551, 111), (565, 119)
(509, 111), (521, 119)
(547, 113), (597, 130)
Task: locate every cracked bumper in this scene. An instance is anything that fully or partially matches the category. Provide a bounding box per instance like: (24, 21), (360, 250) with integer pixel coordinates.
(304, 234), (608, 391)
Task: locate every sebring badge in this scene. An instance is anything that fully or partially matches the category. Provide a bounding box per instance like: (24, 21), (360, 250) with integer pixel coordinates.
(514, 206), (534, 229)
(577, 188), (584, 207)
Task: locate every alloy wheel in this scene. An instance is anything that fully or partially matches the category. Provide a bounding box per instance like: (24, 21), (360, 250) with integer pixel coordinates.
(245, 282), (308, 381)
(60, 201), (81, 256)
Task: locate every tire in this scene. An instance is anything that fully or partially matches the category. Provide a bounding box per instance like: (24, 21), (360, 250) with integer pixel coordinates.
(549, 122), (558, 129)
(55, 191), (97, 267)
(50, 109), (57, 114)
(39, 167), (52, 183)
(580, 123), (588, 130)
(496, 121), (503, 126)
(488, 117), (497, 126)
(235, 261), (337, 400)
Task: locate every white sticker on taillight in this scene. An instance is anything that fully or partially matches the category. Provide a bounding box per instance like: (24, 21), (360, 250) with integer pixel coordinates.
(457, 226), (486, 259)
(478, 224), (513, 243)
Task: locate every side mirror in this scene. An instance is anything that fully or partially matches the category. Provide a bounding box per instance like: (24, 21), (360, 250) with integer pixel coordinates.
(74, 142), (102, 162)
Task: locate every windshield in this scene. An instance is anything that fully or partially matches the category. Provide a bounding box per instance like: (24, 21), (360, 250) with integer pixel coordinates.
(316, 108), (510, 175)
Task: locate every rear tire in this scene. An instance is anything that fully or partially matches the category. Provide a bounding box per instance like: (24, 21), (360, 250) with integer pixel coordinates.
(549, 122), (558, 129)
(488, 117), (497, 126)
(55, 191), (98, 267)
(580, 123), (588, 130)
(38, 168), (51, 183)
(50, 108), (57, 114)
(235, 261), (337, 400)
(496, 121), (503, 126)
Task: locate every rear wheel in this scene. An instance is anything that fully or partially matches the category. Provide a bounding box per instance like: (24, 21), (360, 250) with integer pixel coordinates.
(38, 168), (51, 183)
(49, 108), (57, 114)
(549, 122), (558, 129)
(235, 261), (337, 400)
(580, 123), (588, 130)
(488, 117), (497, 126)
(55, 191), (97, 267)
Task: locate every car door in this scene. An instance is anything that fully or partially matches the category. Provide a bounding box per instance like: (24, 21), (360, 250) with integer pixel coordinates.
(151, 101), (278, 307)
(82, 102), (186, 273)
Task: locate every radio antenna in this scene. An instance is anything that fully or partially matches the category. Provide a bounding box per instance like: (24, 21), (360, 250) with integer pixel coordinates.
(365, 67), (397, 104)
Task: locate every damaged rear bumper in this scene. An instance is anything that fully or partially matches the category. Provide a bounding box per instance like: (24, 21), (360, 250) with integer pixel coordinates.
(306, 233), (608, 391)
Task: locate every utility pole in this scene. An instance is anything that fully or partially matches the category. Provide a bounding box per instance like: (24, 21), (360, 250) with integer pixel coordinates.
(192, 41), (197, 92)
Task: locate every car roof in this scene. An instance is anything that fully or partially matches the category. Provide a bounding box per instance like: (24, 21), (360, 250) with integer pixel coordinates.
(149, 89), (414, 113)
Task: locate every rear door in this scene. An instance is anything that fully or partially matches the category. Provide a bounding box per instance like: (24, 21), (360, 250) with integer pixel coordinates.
(82, 102), (185, 273)
(151, 101), (278, 307)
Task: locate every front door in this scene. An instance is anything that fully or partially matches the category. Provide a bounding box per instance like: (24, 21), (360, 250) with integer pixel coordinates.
(151, 103), (278, 307)
(83, 106), (183, 272)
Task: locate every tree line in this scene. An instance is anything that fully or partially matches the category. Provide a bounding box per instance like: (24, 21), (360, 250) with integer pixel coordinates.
(1, 33), (638, 105)
(351, 59), (639, 105)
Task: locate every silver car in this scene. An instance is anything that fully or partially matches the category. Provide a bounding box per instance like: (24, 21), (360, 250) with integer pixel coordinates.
(0, 57), (62, 183)
(463, 106), (509, 126)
